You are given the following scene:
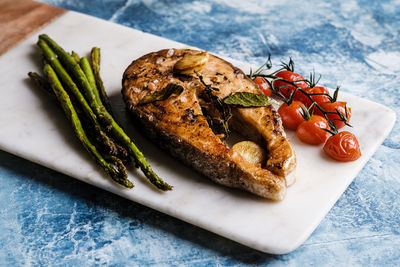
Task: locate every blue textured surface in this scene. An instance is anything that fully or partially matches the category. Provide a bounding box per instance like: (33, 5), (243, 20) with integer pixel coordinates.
(1, 0), (399, 265)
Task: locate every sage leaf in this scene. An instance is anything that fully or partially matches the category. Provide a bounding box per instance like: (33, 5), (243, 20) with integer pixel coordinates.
(223, 92), (278, 107)
(139, 83), (184, 105)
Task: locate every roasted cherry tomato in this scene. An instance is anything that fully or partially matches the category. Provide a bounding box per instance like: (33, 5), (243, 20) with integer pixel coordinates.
(323, 131), (361, 162)
(253, 77), (272, 96)
(294, 86), (330, 108)
(296, 115), (330, 145)
(278, 101), (305, 130)
(317, 101), (351, 129)
(273, 70), (308, 98)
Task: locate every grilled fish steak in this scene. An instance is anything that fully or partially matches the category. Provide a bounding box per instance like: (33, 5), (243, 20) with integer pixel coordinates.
(122, 49), (296, 200)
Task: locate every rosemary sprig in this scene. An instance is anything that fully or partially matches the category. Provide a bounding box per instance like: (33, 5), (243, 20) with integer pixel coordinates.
(196, 72), (232, 139)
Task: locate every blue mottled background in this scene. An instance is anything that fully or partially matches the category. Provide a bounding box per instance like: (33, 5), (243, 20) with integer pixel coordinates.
(1, 0), (399, 265)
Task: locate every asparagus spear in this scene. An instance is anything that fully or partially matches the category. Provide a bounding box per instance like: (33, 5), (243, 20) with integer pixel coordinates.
(78, 56), (131, 160)
(28, 71), (90, 125)
(71, 51), (80, 63)
(37, 39), (118, 156)
(43, 64), (133, 188)
(39, 34), (172, 191)
(90, 47), (114, 114)
(80, 57), (102, 106)
(28, 72), (53, 96)
(29, 68), (130, 175)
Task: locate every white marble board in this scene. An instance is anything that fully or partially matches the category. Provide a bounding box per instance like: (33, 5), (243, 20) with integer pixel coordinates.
(0, 11), (396, 254)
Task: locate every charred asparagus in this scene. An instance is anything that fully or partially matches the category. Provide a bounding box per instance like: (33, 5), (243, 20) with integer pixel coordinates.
(31, 34), (172, 191)
(39, 34), (172, 191)
(43, 64), (133, 188)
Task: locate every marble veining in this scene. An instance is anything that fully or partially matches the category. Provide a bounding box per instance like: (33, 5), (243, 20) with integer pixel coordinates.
(0, 0), (399, 265)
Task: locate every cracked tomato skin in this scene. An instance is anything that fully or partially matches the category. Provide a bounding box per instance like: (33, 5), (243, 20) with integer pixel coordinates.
(273, 70), (308, 98)
(296, 115), (330, 145)
(253, 77), (272, 96)
(278, 101), (305, 130)
(323, 131), (361, 162)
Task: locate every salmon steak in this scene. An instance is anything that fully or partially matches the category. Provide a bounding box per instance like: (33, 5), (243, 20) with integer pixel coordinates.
(122, 49), (296, 200)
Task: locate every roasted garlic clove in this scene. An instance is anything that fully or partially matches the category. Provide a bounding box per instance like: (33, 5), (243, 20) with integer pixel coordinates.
(232, 141), (267, 166)
(174, 52), (209, 74)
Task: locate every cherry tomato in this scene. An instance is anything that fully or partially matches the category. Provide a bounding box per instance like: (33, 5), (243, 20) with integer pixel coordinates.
(296, 115), (330, 145)
(253, 77), (272, 96)
(294, 86), (330, 108)
(323, 131), (361, 162)
(278, 101), (305, 130)
(273, 70), (308, 98)
(317, 101), (351, 129)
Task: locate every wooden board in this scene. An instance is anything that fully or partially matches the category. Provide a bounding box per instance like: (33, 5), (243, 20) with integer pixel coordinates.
(0, 0), (65, 55)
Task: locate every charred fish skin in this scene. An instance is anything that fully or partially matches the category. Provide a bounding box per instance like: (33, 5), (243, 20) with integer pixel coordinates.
(122, 49), (296, 200)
